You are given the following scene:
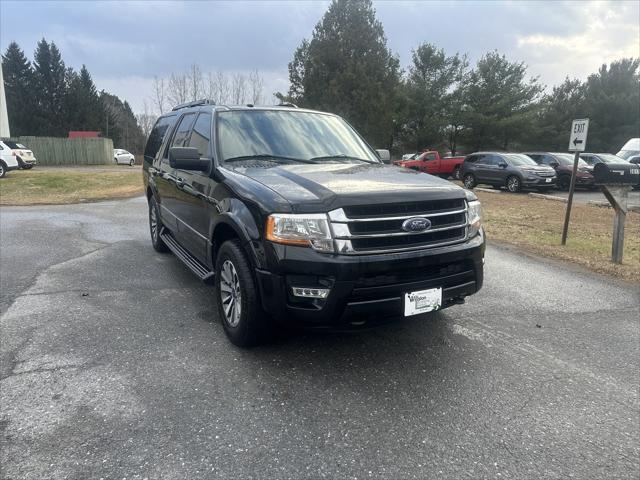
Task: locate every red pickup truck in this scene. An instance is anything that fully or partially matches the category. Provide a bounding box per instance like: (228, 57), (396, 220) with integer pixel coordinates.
(394, 151), (465, 179)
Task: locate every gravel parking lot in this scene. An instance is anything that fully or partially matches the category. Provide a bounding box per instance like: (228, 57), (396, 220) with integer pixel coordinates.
(1, 197), (638, 479)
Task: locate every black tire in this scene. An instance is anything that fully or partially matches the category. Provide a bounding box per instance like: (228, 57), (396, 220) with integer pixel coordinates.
(452, 166), (462, 180)
(0, 161), (6, 178)
(23, 164), (33, 170)
(506, 175), (522, 193)
(149, 196), (169, 253)
(114, 158), (118, 164)
(463, 173), (476, 189)
(557, 175), (571, 191)
(215, 239), (272, 347)
(129, 159), (134, 166)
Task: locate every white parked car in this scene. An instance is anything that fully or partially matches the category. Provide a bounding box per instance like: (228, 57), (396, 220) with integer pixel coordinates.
(2, 140), (37, 169)
(0, 140), (21, 178)
(114, 149), (135, 166)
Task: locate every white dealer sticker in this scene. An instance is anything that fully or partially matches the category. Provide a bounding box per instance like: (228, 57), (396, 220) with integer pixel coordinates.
(404, 288), (442, 316)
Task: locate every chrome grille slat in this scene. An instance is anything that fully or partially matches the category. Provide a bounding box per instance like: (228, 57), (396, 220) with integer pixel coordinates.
(329, 198), (471, 255)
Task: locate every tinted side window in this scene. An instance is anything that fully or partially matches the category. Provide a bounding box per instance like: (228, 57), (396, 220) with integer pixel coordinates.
(540, 155), (555, 165)
(527, 154), (541, 163)
(424, 153), (437, 161)
(465, 155), (480, 163)
(187, 113), (212, 156)
(144, 115), (176, 160)
(171, 114), (196, 149)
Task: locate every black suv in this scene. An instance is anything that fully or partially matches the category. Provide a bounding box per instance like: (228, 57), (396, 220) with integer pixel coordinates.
(142, 101), (485, 346)
(461, 152), (557, 192)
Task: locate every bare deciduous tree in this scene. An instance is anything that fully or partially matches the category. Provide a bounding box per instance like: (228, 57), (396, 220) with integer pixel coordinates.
(152, 76), (166, 114)
(167, 72), (188, 107)
(136, 100), (157, 140)
(207, 71), (230, 104)
(231, 73), (247, 105)
(248, 70), (264, 105)
(187, 64), (204, 101)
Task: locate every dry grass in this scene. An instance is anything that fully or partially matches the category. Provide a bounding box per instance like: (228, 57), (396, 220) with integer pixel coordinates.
(477, 191), (640, 283)
(0, 168), (144, 206)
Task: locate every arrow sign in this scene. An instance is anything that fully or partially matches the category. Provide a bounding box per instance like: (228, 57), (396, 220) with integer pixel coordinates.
(568, 119), (589, 152)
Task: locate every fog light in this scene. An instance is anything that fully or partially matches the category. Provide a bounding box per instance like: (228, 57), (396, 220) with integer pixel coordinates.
(291, 287), (330, 299)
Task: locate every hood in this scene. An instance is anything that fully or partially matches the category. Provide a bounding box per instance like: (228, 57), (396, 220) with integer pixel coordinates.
(519, 165), (555, 173)
(227, 162), (466, 213)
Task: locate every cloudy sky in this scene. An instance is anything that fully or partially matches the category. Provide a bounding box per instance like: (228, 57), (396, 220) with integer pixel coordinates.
(1, 0), (638, 113)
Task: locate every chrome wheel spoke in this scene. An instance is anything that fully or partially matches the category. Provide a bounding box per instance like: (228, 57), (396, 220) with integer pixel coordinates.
(220, 259), (241, 327)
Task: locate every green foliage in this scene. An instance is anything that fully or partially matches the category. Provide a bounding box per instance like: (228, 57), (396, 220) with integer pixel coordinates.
(285, 0), (400, 148)
(397, 43), (467, 153)
(1, 42), (35, 136)
(2, 38), (146, 152)
(462, 51), (543, 151)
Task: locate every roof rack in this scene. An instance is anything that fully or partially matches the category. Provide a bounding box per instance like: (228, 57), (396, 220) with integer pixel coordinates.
(276, 102), (298, 108)
(171, 99), (216, 111)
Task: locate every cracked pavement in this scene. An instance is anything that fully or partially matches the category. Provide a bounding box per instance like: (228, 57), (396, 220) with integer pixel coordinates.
(0, 196), (639, 479)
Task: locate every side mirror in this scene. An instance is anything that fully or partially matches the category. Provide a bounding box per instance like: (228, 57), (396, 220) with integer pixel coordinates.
(169, 147), (210, 171)
(376, 149), (391, 164)
(499, 162), (508, 168)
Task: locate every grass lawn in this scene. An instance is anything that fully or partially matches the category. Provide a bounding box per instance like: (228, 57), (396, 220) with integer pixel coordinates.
(0, 168), (144, 206)
(477, 191), (640, 282)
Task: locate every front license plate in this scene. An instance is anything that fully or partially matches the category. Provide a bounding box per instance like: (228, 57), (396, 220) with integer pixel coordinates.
(545, 178), (552, 183)
(404, 288), (442, 316)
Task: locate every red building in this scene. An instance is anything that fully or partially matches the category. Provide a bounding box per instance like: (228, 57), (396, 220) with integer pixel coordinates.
(68, 131), (101, 138)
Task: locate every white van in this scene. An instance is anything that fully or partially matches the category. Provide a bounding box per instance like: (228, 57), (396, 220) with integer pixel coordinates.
(617, 138), (640, 161)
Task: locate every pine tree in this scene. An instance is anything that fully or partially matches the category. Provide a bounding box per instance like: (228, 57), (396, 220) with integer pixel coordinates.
(285, 0), (400, 147)
(1, 42), (36, 135)
(66, 65), (104, 131)
(32, 39), (68, 135)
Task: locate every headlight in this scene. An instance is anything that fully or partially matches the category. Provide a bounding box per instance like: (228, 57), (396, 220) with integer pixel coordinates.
(467, 200), (482, 238)
(266, 213), (334, 252)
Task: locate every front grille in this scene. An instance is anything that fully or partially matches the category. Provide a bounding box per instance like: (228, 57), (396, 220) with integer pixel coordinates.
(329, 198), (469, 254)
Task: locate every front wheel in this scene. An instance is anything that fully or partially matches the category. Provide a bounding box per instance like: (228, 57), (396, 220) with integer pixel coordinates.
(23, 164), (34, 170)
(506, 176), (522, 193)
(463, 173), (476, 189)
(129, 159), (134, 166)
(149, 196), (169, 253)
(452, 166), (462, 180)
(0, 161), (6, 178)
(215, 239), (272, 347)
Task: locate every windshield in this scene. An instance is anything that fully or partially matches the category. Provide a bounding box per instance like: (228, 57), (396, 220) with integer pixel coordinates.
(597, 154), (626, 164)
(4, 141), (24, 149)
(553, 153), (589, 167)
(217, 110), (379, 164)
(505, 154), (537, 166)
(614, 150), (638, 161)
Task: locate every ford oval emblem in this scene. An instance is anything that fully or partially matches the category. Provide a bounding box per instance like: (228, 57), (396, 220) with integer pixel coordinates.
(402, 217), (431, 232)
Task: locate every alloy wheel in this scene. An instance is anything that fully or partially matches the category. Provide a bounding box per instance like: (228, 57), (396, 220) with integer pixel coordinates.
(0, 165), (4, 177)
(149, 202), (159, 242)
(220, 260), (242, 327)
(463, 174), (475, 189)
(507, 177), (520, 192)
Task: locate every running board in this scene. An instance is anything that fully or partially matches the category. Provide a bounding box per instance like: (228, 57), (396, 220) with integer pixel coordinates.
(160, 229), (215, 282)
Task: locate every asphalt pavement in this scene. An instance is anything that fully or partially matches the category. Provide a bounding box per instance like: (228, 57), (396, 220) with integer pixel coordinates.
(1, 197), (639, 479)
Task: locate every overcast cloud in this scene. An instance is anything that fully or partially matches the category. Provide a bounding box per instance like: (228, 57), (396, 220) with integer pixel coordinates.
(1, 0), (638, 113)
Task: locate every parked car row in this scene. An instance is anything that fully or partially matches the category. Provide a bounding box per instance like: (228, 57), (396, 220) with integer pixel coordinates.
(397, 146), (637, 193)
(0, 140), (37, 178)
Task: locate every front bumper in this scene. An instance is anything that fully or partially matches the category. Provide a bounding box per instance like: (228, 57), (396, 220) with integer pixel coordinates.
(255, 231), (485, 329)
(522, 176), (556, 186)
(17, 157), (37, 167)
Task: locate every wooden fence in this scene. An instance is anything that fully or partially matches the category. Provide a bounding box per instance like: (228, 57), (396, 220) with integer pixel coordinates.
(8, 136), (114, 165)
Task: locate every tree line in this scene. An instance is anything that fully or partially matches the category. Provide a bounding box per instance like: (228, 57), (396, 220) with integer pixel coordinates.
(2, 39), (146, 153)
(279, 0), (640, 155)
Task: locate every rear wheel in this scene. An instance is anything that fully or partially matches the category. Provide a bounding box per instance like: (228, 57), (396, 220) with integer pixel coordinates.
(23, 164), (33, 170)
(215, 239), (272, 347)
(452, 166), (462, 180)
(129, 159), (134, 166)
(463, 173), (476, 189)
(0, 161), (6, 178)
(149, 196), (169, 253)
(506, 176), (521, 193)
(557, 175), (571, 191)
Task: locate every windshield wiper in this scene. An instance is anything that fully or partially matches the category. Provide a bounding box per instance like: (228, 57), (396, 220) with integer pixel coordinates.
(309, 154), (376, 164)
(224, 154), (317, 164)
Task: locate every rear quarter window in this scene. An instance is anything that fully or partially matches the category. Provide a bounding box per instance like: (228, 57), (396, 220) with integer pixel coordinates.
(144, 115), (177, 162)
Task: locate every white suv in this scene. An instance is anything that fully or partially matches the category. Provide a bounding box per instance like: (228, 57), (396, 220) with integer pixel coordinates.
(0, 140), (20, 178)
